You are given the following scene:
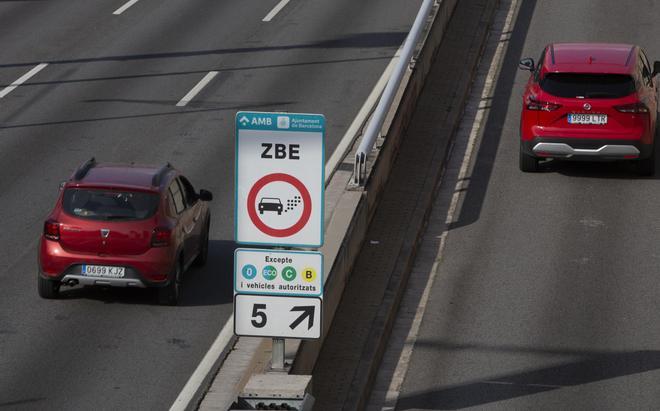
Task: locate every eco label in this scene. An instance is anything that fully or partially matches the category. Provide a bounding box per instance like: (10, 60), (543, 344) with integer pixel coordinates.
(234, 248), (323, 297)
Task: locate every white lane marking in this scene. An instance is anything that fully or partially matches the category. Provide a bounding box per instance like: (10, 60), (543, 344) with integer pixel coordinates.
(113, 0), (140, 15)
(169, 314), (235, 411)
(325, 46), (403, 184)
(262, 0), (290, 22)
(176, 71), (219, 107)
(0, 63), (48, 99)
(367, 1), (521, 410)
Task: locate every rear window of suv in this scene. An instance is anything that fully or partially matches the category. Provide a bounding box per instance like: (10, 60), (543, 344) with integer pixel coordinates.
(540, 73), (635, 98)
(63, 189), (159, 221)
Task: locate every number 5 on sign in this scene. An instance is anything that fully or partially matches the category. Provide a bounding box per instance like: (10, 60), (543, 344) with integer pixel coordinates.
(234, 294), (322, 339)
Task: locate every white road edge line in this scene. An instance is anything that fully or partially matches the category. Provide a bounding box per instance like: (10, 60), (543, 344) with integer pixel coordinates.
(0, 63), (48, 99)
(113, 0), (141, 15)
(169, 314), (235, 411)
(262, 0), (291, 22)
(325, 46), (403, 184)
(372, 0), (521, 409)
(176, 71), (219, 107)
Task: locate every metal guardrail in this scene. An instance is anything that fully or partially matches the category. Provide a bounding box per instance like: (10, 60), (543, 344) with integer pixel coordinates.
(353, 0), (436, 185)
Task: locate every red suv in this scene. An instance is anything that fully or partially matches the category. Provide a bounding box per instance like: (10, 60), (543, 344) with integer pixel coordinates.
(519, 43), (660, 174)
(38, 159), (212, 305)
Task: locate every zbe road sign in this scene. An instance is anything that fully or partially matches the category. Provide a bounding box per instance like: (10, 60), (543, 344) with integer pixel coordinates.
(235, 111), (325, 247)
(234, 294), (322, 339)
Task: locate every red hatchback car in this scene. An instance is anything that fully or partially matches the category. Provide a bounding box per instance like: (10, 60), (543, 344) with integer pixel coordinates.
(38, 159), (212, 305)
(519, 43), (660, 174)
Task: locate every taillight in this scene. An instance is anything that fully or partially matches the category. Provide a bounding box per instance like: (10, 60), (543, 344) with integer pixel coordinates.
(526, 97), (561, 111)
(44, 220), (60, 241)
(614, 102), (649, 113)
(151, 227), (172, 247)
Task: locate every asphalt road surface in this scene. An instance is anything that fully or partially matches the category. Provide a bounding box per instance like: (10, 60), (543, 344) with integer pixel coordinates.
(0, 1), (421, 409)
(393, 0), (660, 410)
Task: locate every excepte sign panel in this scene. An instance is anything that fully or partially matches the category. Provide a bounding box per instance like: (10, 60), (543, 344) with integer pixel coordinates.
(234, 248), (323, 297)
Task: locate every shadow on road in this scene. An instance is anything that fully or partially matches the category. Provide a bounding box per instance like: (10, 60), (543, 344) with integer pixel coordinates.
(548, 137), (660, 179)
(58, 239), (236, 307)
(448, 0), (536, 231)
(396, 342), (660, 410)
(0, 32), (407, 69)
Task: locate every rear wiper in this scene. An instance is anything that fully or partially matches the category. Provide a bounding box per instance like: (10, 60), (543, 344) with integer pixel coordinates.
(103, 215), (132, 220)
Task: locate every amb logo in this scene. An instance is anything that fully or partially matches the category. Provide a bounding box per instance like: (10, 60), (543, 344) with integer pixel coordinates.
(238, 115), (272, 127)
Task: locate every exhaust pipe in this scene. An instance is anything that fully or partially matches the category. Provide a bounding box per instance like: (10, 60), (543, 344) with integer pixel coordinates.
(65, 279), (79, 287)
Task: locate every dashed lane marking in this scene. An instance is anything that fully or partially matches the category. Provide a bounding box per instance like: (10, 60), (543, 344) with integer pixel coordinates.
(0, 63), (48, 99)
(263, 0), (291, 22)
(113, 0), (141, 15)
(175, 71), (219, 107)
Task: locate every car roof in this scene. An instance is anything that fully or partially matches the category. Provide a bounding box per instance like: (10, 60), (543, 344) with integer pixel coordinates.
(67, 160), (176, 192)
(542, 43), (637, 76)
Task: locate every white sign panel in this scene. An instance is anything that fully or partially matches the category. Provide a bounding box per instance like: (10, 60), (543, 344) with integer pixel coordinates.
(235, 111), (325, 247)
(234, 294), (322, 339)
(234, 248), (323, 297)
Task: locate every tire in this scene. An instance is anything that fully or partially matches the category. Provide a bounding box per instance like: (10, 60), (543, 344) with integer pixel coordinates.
(637, 152), (655, 176)
(158, 261), (181, 306)
(38, 275), (60, 299)
(193, 223), (209, 267)
(519, 145), (539, 172)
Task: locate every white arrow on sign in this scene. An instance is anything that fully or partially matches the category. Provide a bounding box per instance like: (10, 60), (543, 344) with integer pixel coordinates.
(234, 294), (322, 339)
(239, 115), (249, 125)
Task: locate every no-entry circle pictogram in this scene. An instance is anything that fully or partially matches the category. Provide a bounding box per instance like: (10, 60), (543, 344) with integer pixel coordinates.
(247, 173), (312, 237)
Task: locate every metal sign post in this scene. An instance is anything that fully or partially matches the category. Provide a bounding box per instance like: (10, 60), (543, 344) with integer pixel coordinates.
(272, 338), (285, 370)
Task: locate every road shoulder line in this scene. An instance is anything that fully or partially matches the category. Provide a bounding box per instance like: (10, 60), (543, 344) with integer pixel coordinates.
(367, 0), (521, 409)
(310, 0), (500, 408)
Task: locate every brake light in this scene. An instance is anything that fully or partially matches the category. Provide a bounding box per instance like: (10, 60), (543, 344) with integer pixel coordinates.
(44, 220), (60, 241)
(151, 227), (171, 247)
(527, 97), (561, 111)
(614, 102), (649, 113)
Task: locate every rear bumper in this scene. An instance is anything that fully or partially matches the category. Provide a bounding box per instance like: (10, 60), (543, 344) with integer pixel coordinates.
(38, 238), (174, 287)
(522, 138), (653, 160)
(59, 274), (146, 288)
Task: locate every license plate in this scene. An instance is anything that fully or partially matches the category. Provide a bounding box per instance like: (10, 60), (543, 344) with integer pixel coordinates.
(81, 265), (125, 278)
(568, 113), (607, 125)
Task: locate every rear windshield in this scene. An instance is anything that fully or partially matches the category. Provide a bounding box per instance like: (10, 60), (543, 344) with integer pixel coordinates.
(62, 189), (159, 221)
(540, 73), (635, 98)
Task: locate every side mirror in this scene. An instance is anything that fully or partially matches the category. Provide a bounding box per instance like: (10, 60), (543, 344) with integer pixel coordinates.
(653, 61), (660, 77)
(59, 181), (66, 191)
(519, 57), (535, 71)
(199, 189), (213, 202)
